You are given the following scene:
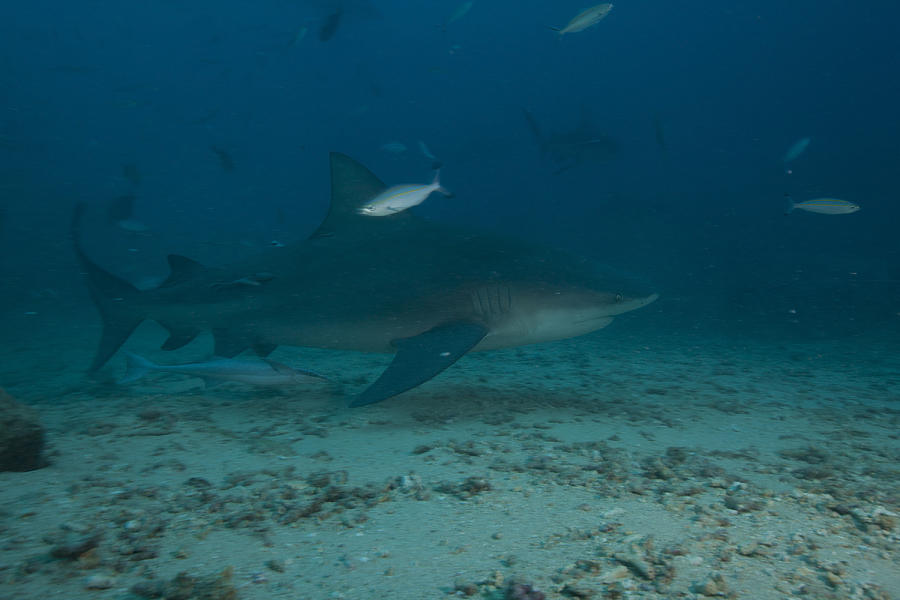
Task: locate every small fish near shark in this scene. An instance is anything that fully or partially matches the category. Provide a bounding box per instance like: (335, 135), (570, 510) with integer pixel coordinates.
(358, 168), (452, 216)
(551, 3), (614, 36)
(73, 153), (658, 407)
(119, 352), (329, 387)
(784, 194), (859, 215)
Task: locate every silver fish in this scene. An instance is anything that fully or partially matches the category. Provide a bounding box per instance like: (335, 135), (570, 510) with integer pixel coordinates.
(447, 1), (475, 25)
(552, 3), (613, 35)
(785, 195), (860, 215)
(379, 141), (407, 154)
(119, 352), (328, 386)
(358, 170), (452, 216)
(783, 137), (811, 163)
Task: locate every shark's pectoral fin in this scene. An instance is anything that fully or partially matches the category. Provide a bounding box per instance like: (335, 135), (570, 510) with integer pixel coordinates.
(350, 321), (488, 408)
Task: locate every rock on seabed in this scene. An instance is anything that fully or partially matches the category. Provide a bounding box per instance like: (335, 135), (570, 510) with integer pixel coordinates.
(0, 387), (46, 471)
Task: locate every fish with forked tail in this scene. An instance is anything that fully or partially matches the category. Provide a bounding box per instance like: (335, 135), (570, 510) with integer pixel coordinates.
(784, 194), (859, 215)
(358, 169), (452, 216)
(119, 352), (329, 387)
(551, 3), (613, 35)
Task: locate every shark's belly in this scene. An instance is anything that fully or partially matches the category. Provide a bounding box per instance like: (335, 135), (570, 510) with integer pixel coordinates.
(259, 316), (441, 353)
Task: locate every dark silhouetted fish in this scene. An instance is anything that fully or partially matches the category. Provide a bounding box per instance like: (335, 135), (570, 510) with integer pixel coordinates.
(318, 7), (343, 41)
(106, 195), (136, 224)
(122, 163), (141, 186)
(301, 0), (380, 21)
(652, 115), (668, 155)
(106, 194), (149, 233)
(523, 108), (621, 175)
(211, 146), (235, 172)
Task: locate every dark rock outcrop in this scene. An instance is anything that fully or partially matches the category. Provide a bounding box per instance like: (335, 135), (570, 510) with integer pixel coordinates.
(0, 387), (46, 471)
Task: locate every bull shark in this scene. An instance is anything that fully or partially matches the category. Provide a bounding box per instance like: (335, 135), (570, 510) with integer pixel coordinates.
(523, 107), (621, 175)
(73, 153), (657, 407)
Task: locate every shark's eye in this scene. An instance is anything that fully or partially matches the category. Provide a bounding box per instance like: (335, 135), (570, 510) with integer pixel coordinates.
(615, 293), (623, 303)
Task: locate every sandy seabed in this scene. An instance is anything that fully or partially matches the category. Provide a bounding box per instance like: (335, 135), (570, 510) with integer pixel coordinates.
(0, 309), (898, 600)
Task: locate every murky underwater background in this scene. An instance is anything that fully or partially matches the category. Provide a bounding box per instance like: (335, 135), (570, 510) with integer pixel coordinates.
(1, 1), (898, 599)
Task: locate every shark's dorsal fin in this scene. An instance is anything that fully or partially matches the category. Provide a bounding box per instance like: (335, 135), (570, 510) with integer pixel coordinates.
(309, 152), (413, 239)
(161, 255), (206, 288)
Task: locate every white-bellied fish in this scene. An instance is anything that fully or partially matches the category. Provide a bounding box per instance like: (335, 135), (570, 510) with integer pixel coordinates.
(359, 170), (452, 216)
(380, 141), (407, 154)
(552, 3), (613, 35)
(447, 1), (475, 26)
(289, 26), (309, 47)
(119, 352), (328, 386)
(418, 140), (437, 161)
(116, 218), (150, 233)
(783, 137), (811, 163)
(785, 195), (859, 215)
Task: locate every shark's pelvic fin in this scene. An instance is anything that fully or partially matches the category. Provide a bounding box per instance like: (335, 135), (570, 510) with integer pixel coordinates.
(310, 152), (414, 240)
(119, 351), (156, 384)
(72, 203), (146, 372)
(159, 322), (201, 351)
(350, 321), (488, 407)
(253, 342), (278, 357)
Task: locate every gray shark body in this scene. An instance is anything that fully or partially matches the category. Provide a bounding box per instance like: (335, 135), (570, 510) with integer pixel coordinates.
(74, 153), (657, 406)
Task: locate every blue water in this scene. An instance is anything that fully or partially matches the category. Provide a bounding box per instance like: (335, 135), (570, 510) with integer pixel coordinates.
(2, 1), (898, 345)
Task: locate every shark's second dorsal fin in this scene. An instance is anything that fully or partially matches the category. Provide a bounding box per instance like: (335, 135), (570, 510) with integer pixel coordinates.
(309, 152), (412, 239)
(161, 255), (207, 288)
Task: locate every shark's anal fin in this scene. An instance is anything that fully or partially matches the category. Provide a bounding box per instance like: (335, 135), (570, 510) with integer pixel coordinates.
(350, 321), (488, 407)
(212, 331), (274, 358)
(161, 255), (207, 288)
(213, 328), (249, 358)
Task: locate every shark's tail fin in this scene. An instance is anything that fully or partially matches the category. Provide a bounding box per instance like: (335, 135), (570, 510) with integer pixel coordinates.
(72, 203), (145, 372)
(118, 351), (157, 384)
